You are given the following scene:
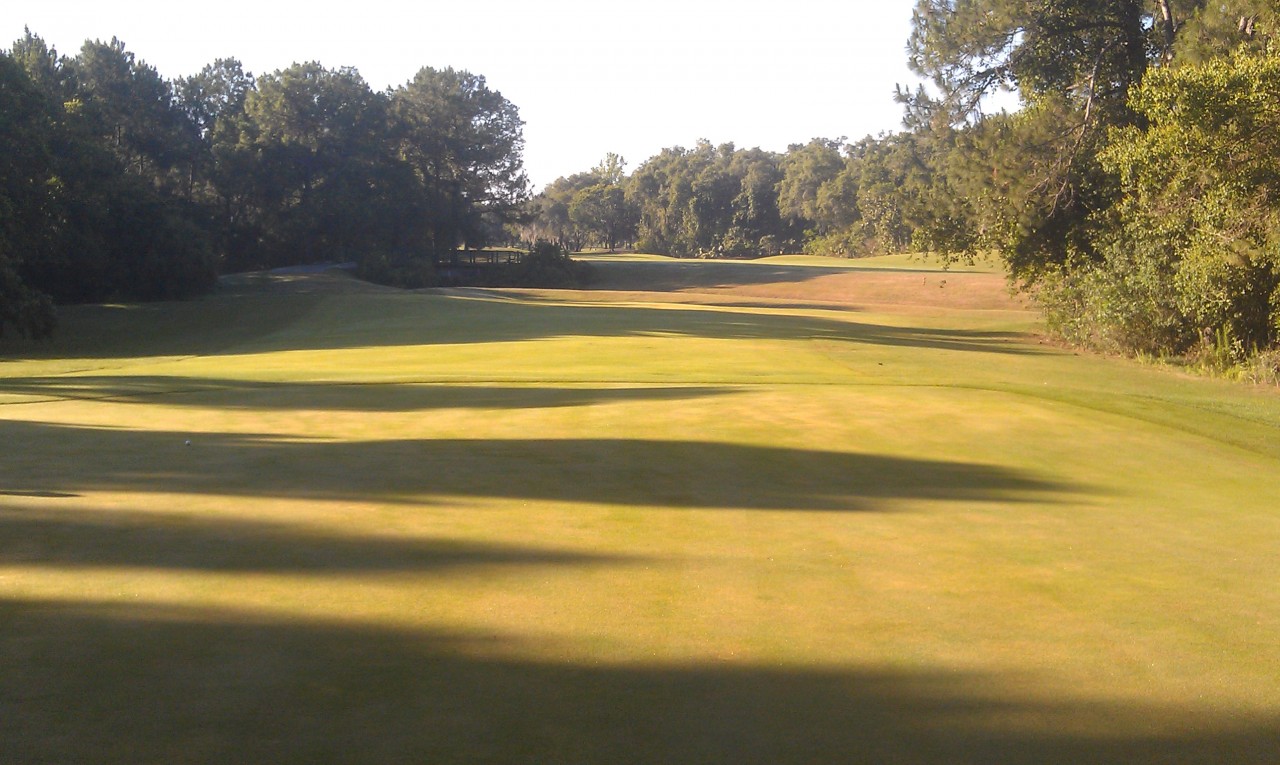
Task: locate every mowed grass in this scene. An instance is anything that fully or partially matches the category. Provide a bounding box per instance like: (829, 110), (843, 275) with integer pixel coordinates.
(1, 257), (1278, 763)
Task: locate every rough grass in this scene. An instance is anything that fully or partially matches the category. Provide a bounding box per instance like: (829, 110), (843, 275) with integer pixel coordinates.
(1, 256), (1279, 764)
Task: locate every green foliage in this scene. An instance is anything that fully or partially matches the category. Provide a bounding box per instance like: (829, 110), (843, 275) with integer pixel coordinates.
(569, 182), (637, 252)
(909, 0), (1152, 118)
(777, 138), (846, 232)
(390, 67), (529, 251)
(803, 228), (867, 258)
(1037, 246), (1191, 355)
(490, 241), (592, 288)
(0, 30), (533, 336)
(625, 141), (797, 258)
(0, 260), (56, 339)
(355, 253), (440, 289)
(514, 241), (592, 287)
(1232, 347), (1280, 384)
(527, 170), (597, 251)
(525, 156), (635, 252)
(1, 36), (216, 331)
(0, 48), (58, 336)
(539, 131), (978, 262)
(233, 62), (402, 269)
(68, 38), (199, 190)
(904, 0), (1280, 362)
(1172, 0), (1280, 64)
(903, 0), (1157, 282)
(1051, 51), (1280, 354)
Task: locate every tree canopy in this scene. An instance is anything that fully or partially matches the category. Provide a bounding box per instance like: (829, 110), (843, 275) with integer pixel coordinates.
(0, 32), (530, 336)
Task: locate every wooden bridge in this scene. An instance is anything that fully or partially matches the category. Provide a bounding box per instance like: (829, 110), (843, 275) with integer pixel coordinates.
(433, 249), (525, 267)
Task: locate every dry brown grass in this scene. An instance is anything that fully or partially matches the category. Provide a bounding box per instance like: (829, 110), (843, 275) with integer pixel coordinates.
(486, 255), (1030, 317)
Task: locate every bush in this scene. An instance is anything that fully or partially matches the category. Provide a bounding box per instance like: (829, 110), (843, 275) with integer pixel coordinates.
(1173, 247), (1280, 352)
(804, 227), (870, 258)
(1238, 348), (1280, 385)
(492, 241), (592, 288)
(356, 252), (440, 289)
(1036, 241), (1193, 356)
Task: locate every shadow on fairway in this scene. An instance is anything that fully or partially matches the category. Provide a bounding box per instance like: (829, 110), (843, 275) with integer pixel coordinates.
(0, 420), (1081, 511)
(0, 378), (740, 412)
(3, 598), (1276, 765)
(0, 504), (640, 575)
(0, 291), (1040, 361)
(265, 296), (1039, 355)
(0, 292), (325, 360)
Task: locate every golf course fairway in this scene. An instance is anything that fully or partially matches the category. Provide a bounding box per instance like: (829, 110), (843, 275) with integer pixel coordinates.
(2, 254), (1278, 763)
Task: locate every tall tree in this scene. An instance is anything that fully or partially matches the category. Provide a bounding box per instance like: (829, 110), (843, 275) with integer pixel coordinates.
(68, 38), (197, 191)
(176, 58), (253, 143)
(1070, 50), (1280, 353)
(906, 0), (1166, 277)
(569, 183), (636, 251)
(6, 33), (216, 307)
(592, 152), (627, 185)
(527, 171), (599, 251)
(238, 62), (400, 267)
(625, 142), (792, 258)
(0, 51), (57, 336)
(176, 58), (256, 259)
(777, 138), (846, 234)
(725, 147), (788, 256)
(390, 67), (529, 250)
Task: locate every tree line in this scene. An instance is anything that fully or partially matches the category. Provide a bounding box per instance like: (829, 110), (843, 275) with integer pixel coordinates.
(524, 136), (942, 260)
(0, 31), (528, 337)
(9, 5), (1280, 367)
(530, 1), (1280, 368)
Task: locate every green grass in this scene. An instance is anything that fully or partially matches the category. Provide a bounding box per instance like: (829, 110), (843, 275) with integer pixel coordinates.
(1, 261), (1279, 764)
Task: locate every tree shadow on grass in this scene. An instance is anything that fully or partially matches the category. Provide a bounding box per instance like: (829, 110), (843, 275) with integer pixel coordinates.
(0, 292), (326, 360)
(0, 420), (1083, 511)
(0, 378), (740, 412)
(1, 290), (1041, 361)
(0, 504), (640, 575)
(2, 598), (1276, 765)
(305, 295), (1039, 356)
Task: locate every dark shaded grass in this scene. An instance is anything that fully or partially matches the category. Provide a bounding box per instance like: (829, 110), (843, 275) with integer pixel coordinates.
(0, 290), (1037, 361)
(0, 378), (739, 411)
(0, 292), (325, 360)
(0, 504), (638, 574)
(3, 599), (1277, 765)
(0, 420), (1079, 511)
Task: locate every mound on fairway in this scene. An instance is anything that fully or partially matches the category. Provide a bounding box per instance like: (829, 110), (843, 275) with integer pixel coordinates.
(2, 257), (1278, 764)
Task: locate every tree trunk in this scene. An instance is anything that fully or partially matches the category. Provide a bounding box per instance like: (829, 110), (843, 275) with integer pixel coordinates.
(1156, 0), (1177, 62)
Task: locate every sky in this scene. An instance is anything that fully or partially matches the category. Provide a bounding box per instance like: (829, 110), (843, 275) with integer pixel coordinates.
(4, 0), (928, 190)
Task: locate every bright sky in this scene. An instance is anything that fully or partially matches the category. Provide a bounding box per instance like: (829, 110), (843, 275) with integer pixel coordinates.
(4, 0), (926, 190)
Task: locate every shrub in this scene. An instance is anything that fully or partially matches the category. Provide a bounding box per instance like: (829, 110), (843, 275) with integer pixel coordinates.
(1036, 241), (1192, 356)
(356, 252), (440, 289)
(493, 241), (592, 288)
